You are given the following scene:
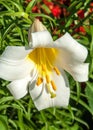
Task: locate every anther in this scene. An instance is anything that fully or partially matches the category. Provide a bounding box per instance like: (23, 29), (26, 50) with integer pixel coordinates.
(51, 80), (57, 91)
(53, 67), (60, 75)
(36, 77), (43, 86)
(46, 74), (50, 83)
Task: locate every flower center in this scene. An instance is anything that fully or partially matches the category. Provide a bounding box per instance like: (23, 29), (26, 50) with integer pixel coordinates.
(27, 48), (60, 98)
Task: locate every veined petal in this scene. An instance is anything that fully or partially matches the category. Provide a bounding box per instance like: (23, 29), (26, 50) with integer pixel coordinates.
(7, 75), (31, 99)
(29, 31), (53, 47)
(51, 71), (70, 107)
(55, 50), (89, 82)
(29, 71), (70, 110)
(66, 63), (89, 82)
(0, 60), (34, 81)
(0, 46), (34, 81)
(54, 32), (88, 62)
(0, 46), (31, 61)
(53, 33), (89, 82)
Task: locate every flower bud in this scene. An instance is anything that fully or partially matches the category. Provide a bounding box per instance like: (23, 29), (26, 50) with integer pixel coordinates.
(28, 19), (47, 44)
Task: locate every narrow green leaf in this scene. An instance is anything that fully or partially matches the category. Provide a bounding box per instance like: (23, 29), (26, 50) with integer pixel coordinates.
(26, 0), (36, 13)
(71, 95), (93, 115)
(74, 117), (89, 129)
(0, 115), (8, 130)
(31, 13), (56, 25)
(0, 1), (12, 11)
(8, 119), (17, 129)
(76, 82), (81, 103)
(1, 23), (15, 45)
(85, 82), (93, 113)
(8, 0), (24, 12)
(0, 96), (14, 104)
(65, 18), (73, 28)
(41, 4), (51, 14)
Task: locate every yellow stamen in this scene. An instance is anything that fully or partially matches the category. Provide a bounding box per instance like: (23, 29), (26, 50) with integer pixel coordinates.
(46, 74), (50, 83)
(46, 84), (56, 98)
(53, 67), (60, 75)
(51, 80), (57, 91)
(36, 77), (43, 86)
(42, 64), (46, 72)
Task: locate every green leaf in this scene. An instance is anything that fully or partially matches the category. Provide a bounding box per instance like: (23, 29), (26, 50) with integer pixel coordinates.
(1, 22), (15, 45)
(31, 13), (55, 23)
(65, 18), (73, 28)
(71, 94), (93, 115)
(74, 117), (89, 129)
(49, 126), (58, 130)
(0, 96), (14, 104)
(41, 4), (51, 14)
(0, 1), (12, 11)
(26, 0), (36, 13)
(85, 82), (93, 113)
(0, 115), (8, 130)
(8, 0), (24, 12)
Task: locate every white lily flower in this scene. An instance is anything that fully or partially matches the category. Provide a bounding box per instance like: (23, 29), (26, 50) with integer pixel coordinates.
(0, 19), (89, 110)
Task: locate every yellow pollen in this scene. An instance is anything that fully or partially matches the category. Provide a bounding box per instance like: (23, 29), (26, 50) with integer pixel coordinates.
(36, 77), (43, 86)
(53, 67), (60, 75)
(42, 64), (46, 72)
(51, 80), (57, 91)
(46, 74), (50, 83)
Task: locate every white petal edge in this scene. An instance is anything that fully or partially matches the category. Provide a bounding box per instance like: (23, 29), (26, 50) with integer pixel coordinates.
(54, 32), (88, 62)
(0, 47), (34, 81)
(7, 75), (31, 99)
(0, 59), (34, 81)
(55, 50), (89, 82)
(67, 63), (89, 82)
(29, 31), (53, 47)
(0, 46), (31, 62)
(29, 71), (70, 110)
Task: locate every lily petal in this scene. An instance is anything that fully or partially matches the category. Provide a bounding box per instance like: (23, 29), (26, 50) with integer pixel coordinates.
(0, 46), (34, 81)
(0, 46), (31, 61)
(67, 63), (89, 82)
(7, 75), (31, 99)
(29, 31), (53, 47)
(52, 33), (89, 82)
(55, 50), (89, 82)
(29, 71), (70, 110)
(54, 32), (88, 62)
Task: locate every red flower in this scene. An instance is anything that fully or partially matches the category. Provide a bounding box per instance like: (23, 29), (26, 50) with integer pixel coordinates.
(32, 6), (38, 13)
(89, 2), (93, 13)
(51, 5), (61, 18)
(77, 10), (84, 19)
(79, 26), (86, 33)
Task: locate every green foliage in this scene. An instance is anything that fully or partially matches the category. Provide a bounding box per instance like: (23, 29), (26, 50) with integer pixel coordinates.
(0, 115), (8, 130)
(0, 0), (93, 129)
(85, 82), (93, 113)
